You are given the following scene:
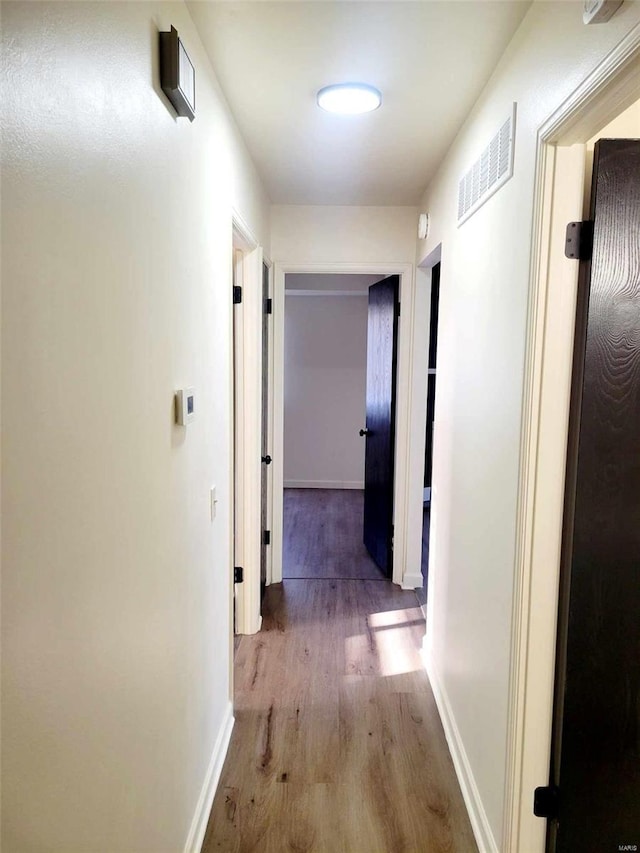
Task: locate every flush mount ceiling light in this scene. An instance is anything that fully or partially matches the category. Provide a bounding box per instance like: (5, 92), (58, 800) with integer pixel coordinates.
(317, 83), (382, 115)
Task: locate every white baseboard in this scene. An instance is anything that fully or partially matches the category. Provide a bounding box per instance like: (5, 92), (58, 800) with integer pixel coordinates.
(423, 655), (498, 853)
(284, 480), (364, 490)
(183, 702), (234, 853)
(401, 570), (424, 590)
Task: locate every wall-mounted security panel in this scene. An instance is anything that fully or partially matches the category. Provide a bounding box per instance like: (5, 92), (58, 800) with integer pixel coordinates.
(159, 26), (195, 121)
(175, 388), (195, 425)
(583, 0), (623, 24)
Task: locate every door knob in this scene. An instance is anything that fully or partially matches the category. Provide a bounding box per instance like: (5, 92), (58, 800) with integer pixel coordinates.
(359, 429), (370, 437)
(262, 455), (272, 465)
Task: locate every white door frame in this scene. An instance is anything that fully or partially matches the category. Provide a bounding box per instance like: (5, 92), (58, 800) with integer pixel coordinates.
(232, 211), (264, 635)
(263, 257), (275, 588)
(271, 262), (417, 589)
(416, 244), (442, 630)
(504, 25), (640, 852)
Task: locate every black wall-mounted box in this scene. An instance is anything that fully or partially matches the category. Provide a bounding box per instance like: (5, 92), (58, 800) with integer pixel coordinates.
(159, 26), (195, 122)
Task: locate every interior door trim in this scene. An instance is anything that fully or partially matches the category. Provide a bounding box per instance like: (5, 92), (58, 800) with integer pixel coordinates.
(271, 262), (415, 589)
(503, 25), (640, 853)
(232, 211), (264, 637)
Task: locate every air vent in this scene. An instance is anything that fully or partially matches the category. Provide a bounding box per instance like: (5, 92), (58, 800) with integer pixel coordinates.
(457, 104), (516, 226)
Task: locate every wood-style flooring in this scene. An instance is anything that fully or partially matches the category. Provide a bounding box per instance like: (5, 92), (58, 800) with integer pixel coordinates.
(283, 489), (386, 581)
(203, 489), (477, 853)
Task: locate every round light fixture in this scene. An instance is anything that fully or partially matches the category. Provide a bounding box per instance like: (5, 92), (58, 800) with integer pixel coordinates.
(317, 83), (382, 115)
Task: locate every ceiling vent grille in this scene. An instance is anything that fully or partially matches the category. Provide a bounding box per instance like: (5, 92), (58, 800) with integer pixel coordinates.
(457, 104), (516, 226)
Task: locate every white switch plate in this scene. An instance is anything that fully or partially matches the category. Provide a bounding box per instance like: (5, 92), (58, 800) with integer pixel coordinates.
(210, 486), (217, 521)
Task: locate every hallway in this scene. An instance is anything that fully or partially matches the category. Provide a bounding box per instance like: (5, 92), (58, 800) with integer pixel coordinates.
(203, 491), (477, 852)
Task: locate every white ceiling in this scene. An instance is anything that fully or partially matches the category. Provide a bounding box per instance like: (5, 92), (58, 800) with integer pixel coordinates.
(188, 1), (531, 206)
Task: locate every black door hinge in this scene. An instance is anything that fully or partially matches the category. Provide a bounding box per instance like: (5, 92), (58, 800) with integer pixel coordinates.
(265, 298), (273, 314)
(533, 785), (559, 819)
(233, 285), (242, 304)
(263, 530), (271, 546)
(234, 566), (244, 583)
(397, 302), (401, 317)
(565, 220), (594, 260)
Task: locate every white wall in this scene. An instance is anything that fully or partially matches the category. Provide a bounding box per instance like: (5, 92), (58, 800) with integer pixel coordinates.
(271, 205), (418, 264)
(1, 3), (269, 852)
(284, 276), (378, 488)
(414, 3), (640, 849)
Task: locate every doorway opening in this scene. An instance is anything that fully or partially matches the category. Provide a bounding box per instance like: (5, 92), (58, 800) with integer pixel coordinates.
(417, 261), (441, 614)
(504, 33), (640, 851)
(271, 262), (416, 590)
(281, 272), (397, 582)
(542, 110), (640, 853)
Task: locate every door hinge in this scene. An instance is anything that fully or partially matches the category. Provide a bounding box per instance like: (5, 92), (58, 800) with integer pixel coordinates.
(565, 220), (593, 260)
(233, 285), (242, 304)
(397, 301), (401, 317)
(234, 566), (244, 584)
(263, 530), (271, 546)
(391, 523), (395, 551)
(533, 785), (559, 819)
(265, 297), (273, 314)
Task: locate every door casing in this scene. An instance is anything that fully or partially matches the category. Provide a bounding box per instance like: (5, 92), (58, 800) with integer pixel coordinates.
(502, 27), (640, 853)
(260, 259), (274, 592)
(232, 211), (268, 636)
(416, 246), (441, 634)
(271, 263), (416, 589)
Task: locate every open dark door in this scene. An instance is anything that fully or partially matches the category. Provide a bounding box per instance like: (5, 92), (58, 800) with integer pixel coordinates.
(544, 139), (640, 852)
(361, 275), (400, 576)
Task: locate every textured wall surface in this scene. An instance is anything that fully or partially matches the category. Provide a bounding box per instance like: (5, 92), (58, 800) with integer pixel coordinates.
(415, 2), (640, 848)
(1, 3), (269, 851)
(271, 205), (418, 264)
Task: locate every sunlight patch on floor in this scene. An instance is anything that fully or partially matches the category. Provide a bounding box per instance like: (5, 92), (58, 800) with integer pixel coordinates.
(345, 608), (425, 677)
(368, 607), (423, 629)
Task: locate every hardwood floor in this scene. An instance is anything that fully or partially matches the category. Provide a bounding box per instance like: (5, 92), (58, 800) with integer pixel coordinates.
(283, 488), (386, 580)
(202, 490), (477, 853)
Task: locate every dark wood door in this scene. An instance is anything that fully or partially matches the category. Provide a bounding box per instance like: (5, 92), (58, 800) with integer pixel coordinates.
(548, 139), (640, 853)
(362, 275), (400, 576)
